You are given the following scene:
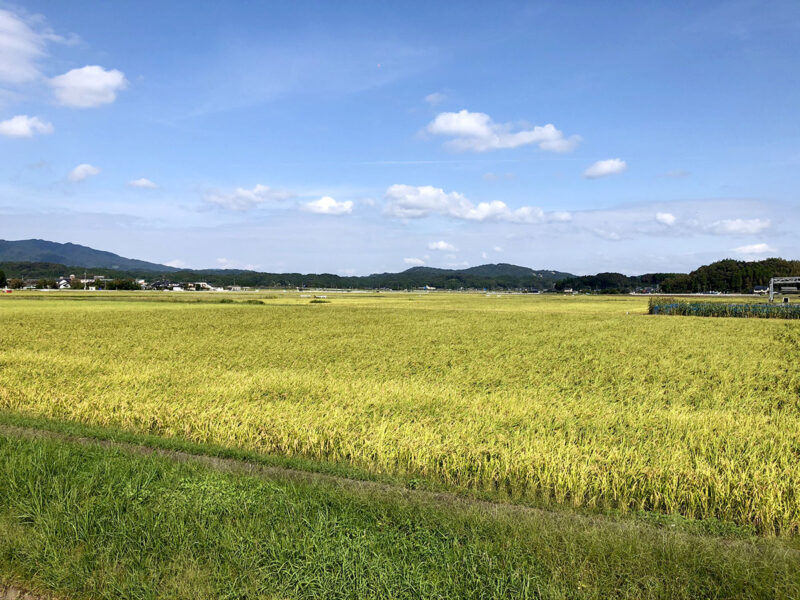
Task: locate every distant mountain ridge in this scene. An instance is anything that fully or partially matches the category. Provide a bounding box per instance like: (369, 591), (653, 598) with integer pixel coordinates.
(0, 239), (177, 272)
(0, 239), (574, 290)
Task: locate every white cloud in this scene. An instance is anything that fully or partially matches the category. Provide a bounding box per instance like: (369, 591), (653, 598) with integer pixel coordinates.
(483, 172), (514, 182)
(403, 257), (425, 266)
(68, 163), (100, 182)
(548, 211), (572, 222)
(481, 251), (488, 259)
(426, 110), (580, 153)
(214, 257), (258, 270)
(493, 246), (503, 252)
(165, 259), (188, 269)
(424, 92), (446, 106)
(383, 184), (545, 223)
(0, 9), (69, 84)
(303, 196), (354, 215)
(205, 184), (293, 211)
(51, 65), (128, 107)
(708, 218), (770, 235)
(0, 114), (53, 137)
(583, 158), (627, 179)
(656, 212), (676, 226)
(428, 240), (457, 252)
(128, 178), (158, 189)
(732, 243), (776, 255)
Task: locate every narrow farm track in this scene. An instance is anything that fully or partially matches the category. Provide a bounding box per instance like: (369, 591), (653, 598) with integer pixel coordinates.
(0, 583), (56, 600)
(0, 423), (562, 521)
(3, 422), (800, 555)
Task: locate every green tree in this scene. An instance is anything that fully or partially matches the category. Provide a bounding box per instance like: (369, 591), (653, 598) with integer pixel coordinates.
(0, 269), (6, 288)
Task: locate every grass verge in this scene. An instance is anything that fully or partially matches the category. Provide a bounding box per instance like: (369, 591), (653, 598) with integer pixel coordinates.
(0, 431), (798, 600)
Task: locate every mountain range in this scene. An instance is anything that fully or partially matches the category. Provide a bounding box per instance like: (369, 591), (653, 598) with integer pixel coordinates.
(0, 239), (574, 290)
(0, 239), (178, 272)
(2, 239), (797, 293)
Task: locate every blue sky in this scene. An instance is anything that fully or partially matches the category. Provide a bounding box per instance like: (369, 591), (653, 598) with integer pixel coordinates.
(1, 1), (798, 275)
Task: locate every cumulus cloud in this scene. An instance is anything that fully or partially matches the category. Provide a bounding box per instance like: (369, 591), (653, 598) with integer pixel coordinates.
(205, 184), (293, 210)
(426, 110), (580, 153)
(428, 240), (457, 252)
(68, 163), (100, 182)
(404, 257), (425, 266)
(51, 65), (128, 107)
(128, 178), (158, 189)
(0, 114), (53, 137)
(424, 92), (446, 106)
(303, 196), (354, 215)
(656, 212), (676, 226)
(384, 184), (547, 223)
(583, 158), (627, 179)
(733, 243), (776, 255)
(707, 218), (770, 235)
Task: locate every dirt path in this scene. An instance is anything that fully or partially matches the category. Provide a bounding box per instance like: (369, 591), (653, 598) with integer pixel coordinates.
(0, 583), (57, 600)
(0, 423), (553, 521)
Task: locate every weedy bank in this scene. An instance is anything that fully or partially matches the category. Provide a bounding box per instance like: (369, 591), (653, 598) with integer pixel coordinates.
(1, 292), (799, 536)
(1, 431), (797, 600)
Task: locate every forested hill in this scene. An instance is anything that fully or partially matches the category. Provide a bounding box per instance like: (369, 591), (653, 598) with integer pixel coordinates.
(0, 261), (573, 290)
(554, 258), (800, 294)
(660, 258), (800, 293)
(0, 239), (177, 272)
(555, 272), (678, 293)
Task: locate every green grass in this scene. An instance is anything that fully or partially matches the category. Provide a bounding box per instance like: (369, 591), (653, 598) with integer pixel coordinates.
(1, 432), (798, 600)
(1, 292), (800, 533)
(649, 297), (800, 318)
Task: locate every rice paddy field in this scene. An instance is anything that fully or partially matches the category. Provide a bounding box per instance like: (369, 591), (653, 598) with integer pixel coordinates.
(1, 290), (799, 598)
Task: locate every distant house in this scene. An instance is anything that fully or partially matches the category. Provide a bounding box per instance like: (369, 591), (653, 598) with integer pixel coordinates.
(754, 286), (769, 295)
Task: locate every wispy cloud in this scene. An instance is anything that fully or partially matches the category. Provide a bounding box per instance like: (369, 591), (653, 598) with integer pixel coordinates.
(732, 243), (776, 255)
(204, 184), (294, 211)
(68, 163), (101, 182)
(424, 92), (446, 106)
(128, 178), (158, 189)
(583, 158), (627, 179)
(707, 218), (770, 235)
(0, 8), (77, 84)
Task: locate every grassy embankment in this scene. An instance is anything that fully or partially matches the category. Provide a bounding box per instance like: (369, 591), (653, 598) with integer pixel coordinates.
(0, 292), (799, 598)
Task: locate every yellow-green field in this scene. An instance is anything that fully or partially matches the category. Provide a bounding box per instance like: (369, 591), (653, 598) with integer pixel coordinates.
(2, 291), (799, 533)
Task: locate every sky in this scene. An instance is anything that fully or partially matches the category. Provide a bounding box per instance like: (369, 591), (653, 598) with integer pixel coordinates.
(1, 0), (798, 275)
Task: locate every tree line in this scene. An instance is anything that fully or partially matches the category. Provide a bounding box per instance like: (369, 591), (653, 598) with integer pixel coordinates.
(550, 259), (799, 294)
(3, 258), (798, 293)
